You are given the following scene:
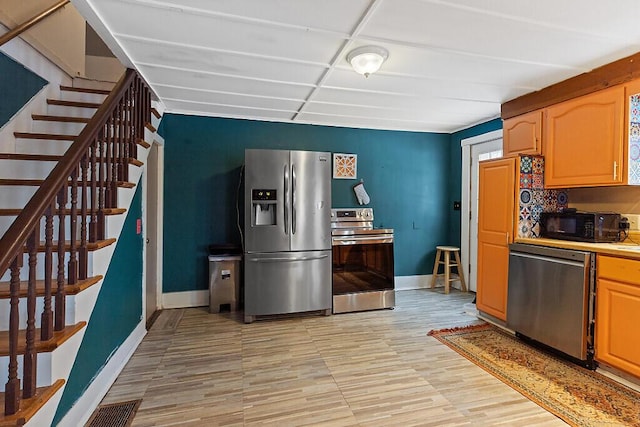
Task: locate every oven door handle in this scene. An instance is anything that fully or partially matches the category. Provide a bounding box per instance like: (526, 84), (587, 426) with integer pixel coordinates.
(248, 254), (329, 262)
(332, 236), (394, 245)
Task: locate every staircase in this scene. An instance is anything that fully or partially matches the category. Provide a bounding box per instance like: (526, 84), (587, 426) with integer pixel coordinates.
(0, 69), (158, 426)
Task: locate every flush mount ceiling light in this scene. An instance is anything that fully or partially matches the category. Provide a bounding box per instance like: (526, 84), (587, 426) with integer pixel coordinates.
(347, 45), (389, 78)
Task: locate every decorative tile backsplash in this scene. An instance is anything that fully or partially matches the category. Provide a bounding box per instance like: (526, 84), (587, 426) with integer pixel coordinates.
(517, 155), (568, 238)
(628, 94), (640, 185)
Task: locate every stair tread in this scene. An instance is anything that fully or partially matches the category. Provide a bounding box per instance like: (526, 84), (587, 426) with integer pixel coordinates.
(22, 238), (116, 253)
(0, 179), (135, 188)
(46, 99), (101, 109)
(0, 322), (86, 356)
(13, 132), (76, 141)
(0, 153), (62, 161)
(0, 208), (126, 216)
(0, 379), (64, 427)
(151, 107), (161, 119)
(0, 276), (103, 299)
(31, 114), (90, 123)
(60, 85), (110, 95)
(137, 138), (151, 149)
(0, 153), (141, 167)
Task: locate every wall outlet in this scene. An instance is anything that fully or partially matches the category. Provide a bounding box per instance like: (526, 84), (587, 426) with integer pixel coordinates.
(623, 214), (640, 231)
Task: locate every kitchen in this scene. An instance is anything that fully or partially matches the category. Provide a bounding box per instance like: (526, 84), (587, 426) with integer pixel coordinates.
(158, 11), (640, 391)
(475, 63), (640, 385)
(6, 1), (640, 424)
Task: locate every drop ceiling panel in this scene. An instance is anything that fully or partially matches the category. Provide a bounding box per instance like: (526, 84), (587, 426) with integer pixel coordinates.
(165, 99), (295, 121)
(327, 51), (567, 94)
(144, 0), (372, 33)
(305, 97), (496, 122)
(296, 112), (465, 133)
(123, 37), (327, 84)
(138, 64), (314, 100)
(154, 84), (303, 111)
(364, 0), (632, 66)
(98, 1), (345, 62)
(444, 0), (640, 40)
(313, 83), (514, 108)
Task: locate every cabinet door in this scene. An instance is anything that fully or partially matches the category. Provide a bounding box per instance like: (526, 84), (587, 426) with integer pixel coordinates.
(476, 158), (516, 321)
(596, 255), (640, 378)
(503, 110), (542, 157)
(544, 86), (624, 188)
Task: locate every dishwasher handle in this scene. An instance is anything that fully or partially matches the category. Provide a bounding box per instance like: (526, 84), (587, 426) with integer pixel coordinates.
(510, 251), (586, 268)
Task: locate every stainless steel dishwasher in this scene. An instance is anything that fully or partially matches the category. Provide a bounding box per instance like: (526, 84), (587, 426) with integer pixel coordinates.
(506, 243), (596, 369)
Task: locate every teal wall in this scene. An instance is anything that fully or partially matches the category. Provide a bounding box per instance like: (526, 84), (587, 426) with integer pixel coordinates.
(447, 118), (503, 247)
(53, 185), (144, 425)
(160, 114), (452, 294)
(0, 52), (47, 128)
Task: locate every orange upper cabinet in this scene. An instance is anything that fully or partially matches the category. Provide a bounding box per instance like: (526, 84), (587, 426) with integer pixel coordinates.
(544, 85), (625, 188)
(503, 110), (542, 157)
(476, 157), (516, 321)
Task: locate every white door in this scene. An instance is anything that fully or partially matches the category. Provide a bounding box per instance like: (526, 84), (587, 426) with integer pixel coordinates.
(461, 131), (502, 292)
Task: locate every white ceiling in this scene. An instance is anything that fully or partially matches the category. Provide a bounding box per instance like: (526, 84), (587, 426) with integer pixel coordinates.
(74, 0), (640, 133)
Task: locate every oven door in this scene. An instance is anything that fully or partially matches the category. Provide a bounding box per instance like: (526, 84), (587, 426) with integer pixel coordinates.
(331, 237), (395, 313)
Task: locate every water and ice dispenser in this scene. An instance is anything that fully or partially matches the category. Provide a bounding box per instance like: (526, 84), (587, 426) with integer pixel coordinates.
(251, 189), (277, 226)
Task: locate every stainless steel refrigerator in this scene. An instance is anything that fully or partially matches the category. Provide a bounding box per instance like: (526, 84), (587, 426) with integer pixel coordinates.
(243, 149), (332, 323)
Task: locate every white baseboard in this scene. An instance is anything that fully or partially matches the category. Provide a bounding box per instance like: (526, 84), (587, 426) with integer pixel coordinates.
(161, 276), (465, 310)
(395, 274), (464, 291)
(395, 275), (431, 290)
(57, 321), (147, 427)
(162, 290), (209, 309)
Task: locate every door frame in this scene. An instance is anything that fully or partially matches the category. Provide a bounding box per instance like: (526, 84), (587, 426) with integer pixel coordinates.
(460, 129), (502, 292)
(142, 139), (164, 324)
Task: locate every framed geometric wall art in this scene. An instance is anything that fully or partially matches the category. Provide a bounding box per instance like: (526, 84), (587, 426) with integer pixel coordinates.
(333, 153), (357, 179)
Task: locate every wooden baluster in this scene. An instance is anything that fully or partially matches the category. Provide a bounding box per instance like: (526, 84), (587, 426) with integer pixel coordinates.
(41, 202), (54, 341)
(133, 78), (141, 158)
(113, 102), (121, 182)
(145, 84), (151, 126)
(110, 112), (119, 208)
(97, 130), (106, 240)
(118, 98), (126, 182)
(104, 118), (113, 209)
(68, 166), (78, 285)
(79, 154), (89, 280)
(24, 229), (39, 398)
(124, 88), (132, 180)
(55, 186), (67, 331)
(89, 137), (99, 243)
(4, 256), (23, 415)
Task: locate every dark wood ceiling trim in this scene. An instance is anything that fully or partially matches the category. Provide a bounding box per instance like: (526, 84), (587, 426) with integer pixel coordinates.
(501, 51), (640, 120)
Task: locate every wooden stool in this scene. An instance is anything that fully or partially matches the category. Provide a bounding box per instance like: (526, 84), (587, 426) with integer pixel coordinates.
(430, 246), (467, 294)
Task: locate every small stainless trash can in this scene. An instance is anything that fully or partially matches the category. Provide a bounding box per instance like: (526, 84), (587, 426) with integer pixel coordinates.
(208, 255), (242, 313)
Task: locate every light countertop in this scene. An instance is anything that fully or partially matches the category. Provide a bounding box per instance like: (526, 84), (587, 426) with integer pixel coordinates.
(515, 238), (640, 260)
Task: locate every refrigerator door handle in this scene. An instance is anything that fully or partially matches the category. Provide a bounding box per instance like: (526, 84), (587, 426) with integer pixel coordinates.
(248, 254), (329, 263)
(284, 164), (289, 235)
(292, 164), (297, 235)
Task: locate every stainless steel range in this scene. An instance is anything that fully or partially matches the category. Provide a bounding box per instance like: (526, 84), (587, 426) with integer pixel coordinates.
(331, 208), (395, 313)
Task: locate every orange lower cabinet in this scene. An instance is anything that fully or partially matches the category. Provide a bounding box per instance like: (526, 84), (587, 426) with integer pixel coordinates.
(596, 255), (640, 378)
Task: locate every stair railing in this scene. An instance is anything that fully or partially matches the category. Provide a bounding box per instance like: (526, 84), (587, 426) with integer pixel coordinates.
(0, 68), (151, 415)
(0, 0), (70, 47)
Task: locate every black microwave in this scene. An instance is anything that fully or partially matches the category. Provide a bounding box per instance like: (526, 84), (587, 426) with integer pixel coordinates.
(539, 212), (621, 243)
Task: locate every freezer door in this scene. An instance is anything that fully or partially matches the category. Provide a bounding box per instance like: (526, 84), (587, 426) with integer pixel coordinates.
(244, 250), (332, 317)
(290, 150), (331, 251)
(245, 149), (290, 253)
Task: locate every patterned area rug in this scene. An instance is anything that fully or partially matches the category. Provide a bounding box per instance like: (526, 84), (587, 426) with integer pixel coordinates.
(428, 323), (640, 427)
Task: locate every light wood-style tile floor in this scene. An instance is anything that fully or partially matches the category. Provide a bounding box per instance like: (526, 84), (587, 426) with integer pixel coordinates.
(101, 289), (568, 426)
